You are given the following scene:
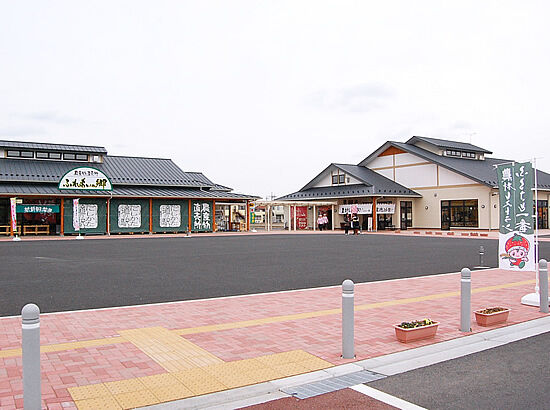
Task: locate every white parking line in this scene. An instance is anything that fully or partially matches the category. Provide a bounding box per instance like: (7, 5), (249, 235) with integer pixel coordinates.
(351, 384), (426, 410)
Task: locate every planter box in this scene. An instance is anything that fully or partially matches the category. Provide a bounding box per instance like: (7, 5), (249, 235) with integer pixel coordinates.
(394, 322), (439, 343)
(474, 308), (510, 326)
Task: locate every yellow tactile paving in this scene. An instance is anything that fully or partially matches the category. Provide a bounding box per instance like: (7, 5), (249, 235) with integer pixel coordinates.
(70, 350), (333, 409)
(118, 326), (223, 371)
(0, 278), (536, 360)
(68, 383), (112, 401)
(113, 390), (158, 409)
(150, 383), (194, 402)
(105, 378), (147, 395)
(74, 396), (122, 410)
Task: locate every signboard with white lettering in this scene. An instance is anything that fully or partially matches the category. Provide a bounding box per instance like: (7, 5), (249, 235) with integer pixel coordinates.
(16, 204), (60, 213)
(59, 167), (112, 191)
(497, 162), (535, 271)
(339, 204), (372, 214)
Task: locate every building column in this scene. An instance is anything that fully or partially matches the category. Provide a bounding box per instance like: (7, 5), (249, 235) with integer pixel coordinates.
(149, 198), (153, 234)
(60, 199), (64, 236)
(213, 200), (217, 232)
(331, 205), (335, 230)
(294, 205), (297, 231)
(372, 197), (377, 231)
(245, 201), (249, 232)
(188, 200), (192, 232)
(106, 197), (111, 235)
(313, 205), (316, 231)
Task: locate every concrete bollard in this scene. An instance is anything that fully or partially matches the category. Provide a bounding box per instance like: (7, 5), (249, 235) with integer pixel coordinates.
(460, 268), (471, 332)
(22, 303), (41, 410)
(479, 246), (485, 267)
(540, 259), (549, 313)
(342, 279), (355, 359)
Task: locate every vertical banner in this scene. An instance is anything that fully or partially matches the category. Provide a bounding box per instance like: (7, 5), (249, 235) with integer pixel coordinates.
(497, 162), (535, 271)
(73, 199), (80, 231)
(191, 200), (212, 232)
(290, 206), (308, 229)
(10, 197), (17, 234)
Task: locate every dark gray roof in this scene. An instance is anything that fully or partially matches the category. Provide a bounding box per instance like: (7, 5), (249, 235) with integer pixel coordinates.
(407, 136), (492, 154)
(0, 139), (107, 154)
(278, 182), (420, 201)
(279, 163), (420, 201)
(0, 183), (257, 200)
(0, 156), (218, 188)
(391, 142), (550, 189)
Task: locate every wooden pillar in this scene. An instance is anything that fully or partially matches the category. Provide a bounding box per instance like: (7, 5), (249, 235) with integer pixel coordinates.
(188, 199), (192, 232)
(149, 198), (153, 234)
(9, 198), (14, 236)
(107, 197), (111, 234)
(60, 199), (64, 236)
(213, 200), (217, 232)
(372, 197), (377, 231)
(246, 201), (249, 232)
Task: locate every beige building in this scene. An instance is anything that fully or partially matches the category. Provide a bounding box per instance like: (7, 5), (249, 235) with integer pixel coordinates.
(279, 137), (550, 231)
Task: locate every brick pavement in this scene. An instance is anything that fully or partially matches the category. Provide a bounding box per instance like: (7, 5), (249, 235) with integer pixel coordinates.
(0, 267), (548, 409)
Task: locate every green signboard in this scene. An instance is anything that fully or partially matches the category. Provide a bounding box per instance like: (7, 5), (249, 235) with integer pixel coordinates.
(497, 162), (534, 235)
(191, 200), (213, 232)
(16, 204), (60, 213)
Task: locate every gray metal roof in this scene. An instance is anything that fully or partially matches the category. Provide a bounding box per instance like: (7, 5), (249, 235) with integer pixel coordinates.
(391, 142), (550, 189)
(0, 156), (219, 188)
(0, 139), (107, 154)
(0, 183), (257, 200)
(334, 164), (420, 195)
(278, 183), (420, 201)
(406, 136), (492, 154)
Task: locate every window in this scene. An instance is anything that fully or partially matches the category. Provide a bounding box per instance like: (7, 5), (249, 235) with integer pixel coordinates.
(49, 152), (61, 159)
(462, 151), (475, 159)
(400, 201), (413, 229)
(339, 174), (345, 184)
(36, 152), (49, 159)
(75, 154), (88, 161)
(63, 153), (76, 160)
(7, 150), (20, 157)
(20, 151), (34, 158)
(445, 150), (461, 157)
(332, 175), (338, 184)
(441, 200), (478, 228)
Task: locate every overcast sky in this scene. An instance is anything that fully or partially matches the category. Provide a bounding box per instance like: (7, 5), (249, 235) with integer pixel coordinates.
(1, 1), (549, 198)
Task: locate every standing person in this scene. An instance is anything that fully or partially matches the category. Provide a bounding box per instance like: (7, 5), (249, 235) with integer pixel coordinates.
(344, 213), (351, 235)
(317, 213), (324, 231)
(352, 213), (360, 235)
(322, 213), (329, 231)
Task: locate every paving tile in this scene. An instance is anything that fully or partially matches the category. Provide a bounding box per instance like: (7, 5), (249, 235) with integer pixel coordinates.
(113, 390), (159, 409)
(104, 378), (146, 395)
(150, 383), (194, 402)
(73, 396), (121, 410)
(67, 383), (110, 401)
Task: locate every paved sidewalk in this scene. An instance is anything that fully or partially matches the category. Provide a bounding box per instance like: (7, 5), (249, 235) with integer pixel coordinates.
(0, 268), (548, 409)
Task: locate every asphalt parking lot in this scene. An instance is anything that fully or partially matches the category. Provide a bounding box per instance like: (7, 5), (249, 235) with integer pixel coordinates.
(1, 233), (544, 316)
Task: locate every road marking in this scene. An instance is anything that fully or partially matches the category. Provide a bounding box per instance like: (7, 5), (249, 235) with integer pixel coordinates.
(351, 384), (427, 409)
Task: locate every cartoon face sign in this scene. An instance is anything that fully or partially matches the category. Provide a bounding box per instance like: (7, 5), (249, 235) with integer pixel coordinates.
(509, 247), (527, 259)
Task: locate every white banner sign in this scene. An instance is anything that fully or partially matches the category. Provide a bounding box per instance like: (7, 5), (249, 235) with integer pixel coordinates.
(376, 203), (395, 214)
(339, 204), (372, 214)
(59, 167), (112, 191)
(498, 233), (536, 271)
(73, 199), (80, 231)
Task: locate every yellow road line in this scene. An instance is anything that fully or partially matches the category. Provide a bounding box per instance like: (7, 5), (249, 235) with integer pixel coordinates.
(0, 278), (535, 358)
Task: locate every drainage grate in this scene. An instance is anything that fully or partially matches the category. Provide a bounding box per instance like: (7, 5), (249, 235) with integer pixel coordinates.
(281, 370), (387, 400)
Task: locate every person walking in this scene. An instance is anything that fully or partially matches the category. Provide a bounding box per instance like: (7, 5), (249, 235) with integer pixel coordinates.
(352, 213), (360, 235)
(322, 213), (329, 231)
(344, 213), (351, 235)
(317, 213), (324, 231)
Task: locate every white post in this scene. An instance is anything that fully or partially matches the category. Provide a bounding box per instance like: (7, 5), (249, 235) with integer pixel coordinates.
(332, 205), (335, 230)
(534, 158), (539, 294)
(293, 205), (297, 231)
(313, 205), (316, 231)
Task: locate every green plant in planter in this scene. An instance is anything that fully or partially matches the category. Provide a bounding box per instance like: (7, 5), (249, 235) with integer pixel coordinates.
(397, 318), (435, 329)
(477, 307), (506, 315)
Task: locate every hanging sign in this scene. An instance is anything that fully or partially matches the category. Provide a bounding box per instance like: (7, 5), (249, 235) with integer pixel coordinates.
(59, 167), (112, 191)
(16, 204), (60, 213)
(376, 203), (395, 214)
(73, 199), (80, 231)
(339, 204), (373, 214)
(291, 206), (308, 229)
(497, 162), (535, 271)
(10, 198), (17, 233)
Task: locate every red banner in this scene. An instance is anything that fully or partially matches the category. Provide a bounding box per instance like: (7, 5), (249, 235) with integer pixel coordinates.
(291, 206), (308, 230)
(10, 198), (17, 234)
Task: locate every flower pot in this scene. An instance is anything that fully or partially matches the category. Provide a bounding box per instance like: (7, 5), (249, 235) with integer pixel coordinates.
(474, 308), (510, 326)
(394, 322), (439, 343)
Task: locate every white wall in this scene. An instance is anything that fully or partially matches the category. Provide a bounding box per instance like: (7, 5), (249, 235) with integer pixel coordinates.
(438, 166), (476, 186)
(369, 155), (393, 168)
(394, 152), (425, 166)
(395, 164), (438, 188)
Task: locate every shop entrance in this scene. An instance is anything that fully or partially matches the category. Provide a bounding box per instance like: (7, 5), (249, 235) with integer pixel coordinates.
(537, 200), (548, 229)
(400, 201), (412, 230)
(215, 203), (247, 232)
(377, 214), (393, 230)
(18, 198), (61, 235)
